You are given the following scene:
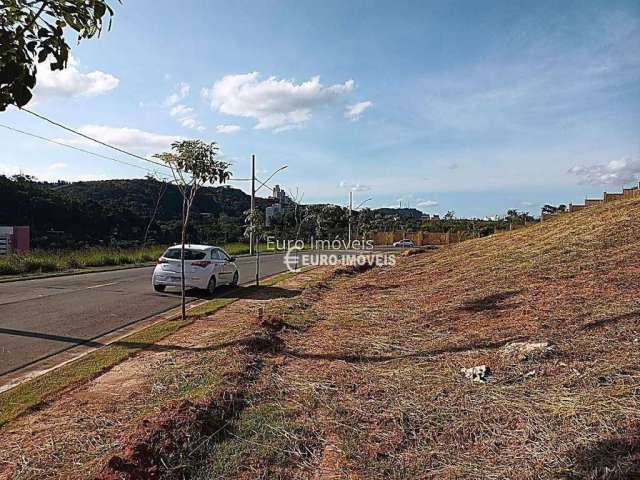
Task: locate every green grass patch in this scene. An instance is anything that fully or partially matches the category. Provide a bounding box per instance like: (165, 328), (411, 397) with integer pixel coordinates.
(0, 242), (282, 278)
(0, 318), (192, 426)
(261, 271), (295, 286)
(192, 403), (319, 479)
(187, 297), (237, 317)
(0, 268), (303, 426)
(0, 245), (168, 276)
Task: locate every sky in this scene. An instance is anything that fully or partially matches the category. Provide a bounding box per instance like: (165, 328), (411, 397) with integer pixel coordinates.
(1, 0), (639, 218)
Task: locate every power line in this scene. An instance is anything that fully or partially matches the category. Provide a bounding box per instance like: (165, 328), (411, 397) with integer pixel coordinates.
(20, 107), (172, 171)
(0, 122), (172, 180)
(16, 107), (258, 188)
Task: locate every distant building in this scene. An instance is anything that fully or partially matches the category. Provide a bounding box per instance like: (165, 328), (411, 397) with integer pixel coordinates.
(271, 184), (290, 205)
(0, 226), (30, 255)
(266, 185), (295, 227)
(265, 203), (283, 227)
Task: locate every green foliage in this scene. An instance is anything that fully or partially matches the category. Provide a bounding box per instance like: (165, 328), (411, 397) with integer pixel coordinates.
(193, 403), (315, 479)
(0, 175), (262, 247)
(506, 209), (535, 224)
(0, 0), (115, 110)
(542, 204), (567, 215)
(0, 245), (166, 275)
(0, 317), (191, 426)
(154, 140), (230, 187)
(243, 208), (265, 241)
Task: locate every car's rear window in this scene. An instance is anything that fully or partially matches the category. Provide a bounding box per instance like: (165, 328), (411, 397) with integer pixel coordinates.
(163, 248), (207, 260)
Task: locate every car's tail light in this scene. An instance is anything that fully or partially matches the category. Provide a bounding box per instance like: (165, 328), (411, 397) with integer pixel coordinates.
(192, 260), (211, 268)
(157, 257), (168, 264)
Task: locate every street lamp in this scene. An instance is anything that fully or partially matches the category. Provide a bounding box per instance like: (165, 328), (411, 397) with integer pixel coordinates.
(348, 194), (374, 248)
(355, 197), (372, 210)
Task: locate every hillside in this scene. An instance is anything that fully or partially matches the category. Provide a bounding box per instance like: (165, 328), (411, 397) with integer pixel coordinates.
(0, 176), (270, 247)
(0, 198), (638, 479)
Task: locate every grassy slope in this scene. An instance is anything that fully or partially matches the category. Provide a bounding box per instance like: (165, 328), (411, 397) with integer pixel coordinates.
(197, 198), (640, 479)
(311, 198), (640, 479)
(1, 200), (638, 479)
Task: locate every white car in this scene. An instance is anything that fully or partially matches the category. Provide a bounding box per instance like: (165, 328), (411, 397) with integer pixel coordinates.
(152, 244), (239, 294)
(393, 239), (415, 247)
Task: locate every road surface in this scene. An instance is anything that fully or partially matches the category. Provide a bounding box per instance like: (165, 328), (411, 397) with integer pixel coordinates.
(0, 253), (291, 376)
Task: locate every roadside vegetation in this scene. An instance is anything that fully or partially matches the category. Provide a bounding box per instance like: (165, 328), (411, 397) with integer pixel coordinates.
(0, 270), (296, 427)
(0, 242), (267, 277)
(1, 199), (638, 479)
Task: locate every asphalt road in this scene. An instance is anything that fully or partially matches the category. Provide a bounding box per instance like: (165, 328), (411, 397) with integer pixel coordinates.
(0, 253), (291, 376)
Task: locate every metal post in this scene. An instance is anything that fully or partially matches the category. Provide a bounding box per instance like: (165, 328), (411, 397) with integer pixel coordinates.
(348, 191), (353, 248)
(250, 154), (255, 255)
(255, 236), (260, 286)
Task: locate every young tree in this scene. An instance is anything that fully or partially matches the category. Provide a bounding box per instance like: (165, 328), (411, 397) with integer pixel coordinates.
(288, 186), (305, 241)
(1, 0), (116, 110)
(154, 140), (230, 319)
(142, 174), (169, 247)
(244, 208), (265, 286)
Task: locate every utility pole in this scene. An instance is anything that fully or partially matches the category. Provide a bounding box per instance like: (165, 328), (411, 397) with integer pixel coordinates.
(348, 190), (353, 248)
(250, 154), (255, 255)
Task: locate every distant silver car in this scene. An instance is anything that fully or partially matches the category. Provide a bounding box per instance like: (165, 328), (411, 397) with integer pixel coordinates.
(152, 244), (239, 294)
(393, 239), (415, 247)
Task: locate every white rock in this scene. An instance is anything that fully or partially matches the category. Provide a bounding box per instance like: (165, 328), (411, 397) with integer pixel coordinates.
(461, 365), (490, 383)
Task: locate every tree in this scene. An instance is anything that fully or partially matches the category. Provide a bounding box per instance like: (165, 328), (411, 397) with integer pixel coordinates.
(542, 204), (567, 215)
(288, 187), (305, 240)
(444, 210), (455, 220)
(244, 208), (265, 286)
(142, 174), (169, 247)
(355, 207), (375, 240)
(154, 140), (230, 319)
(0, 0), (116, 111)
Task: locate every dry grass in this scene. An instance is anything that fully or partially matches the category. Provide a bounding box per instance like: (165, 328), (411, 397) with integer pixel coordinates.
(1, 199), (639, 479)
(266, 198), (640, 479)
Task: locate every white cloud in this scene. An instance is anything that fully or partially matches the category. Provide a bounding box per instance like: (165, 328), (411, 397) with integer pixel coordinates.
(45, 172), (109, 182)
(164, 82), (190, 106)
(0, 163), (21, 177)
(339, 180), (370, 192)
(169, 104), (194, 117)
(216, 124), (241, 134)
(202, 72), (355, 131)
(164, 83), (205, 130)
(344, 100), (373, 121)
(176, 116), (205, 131)
(48, 162), (68, 171)
(34, 56), (119, 101)
(569, 157), (640, 186)
(417, 200), (439, 208)
(57, 125), (181, 155)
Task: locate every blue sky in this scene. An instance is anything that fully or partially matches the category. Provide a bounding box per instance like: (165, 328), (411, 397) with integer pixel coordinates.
(1, 0), (639, 218)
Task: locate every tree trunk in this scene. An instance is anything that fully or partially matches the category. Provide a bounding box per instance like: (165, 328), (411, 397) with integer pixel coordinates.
(180, 196), (187, 320)
(143, 181), (167, 247)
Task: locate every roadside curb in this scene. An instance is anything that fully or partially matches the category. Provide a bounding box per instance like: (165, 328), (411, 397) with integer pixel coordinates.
(0, 262), (157, 284)
(0, 267), (308, 402)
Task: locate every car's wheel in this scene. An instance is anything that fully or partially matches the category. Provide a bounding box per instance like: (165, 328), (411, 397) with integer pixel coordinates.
(207, 275), (216, 295)
(231, 271), (239, 287)
(153, 284), (166, 293)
